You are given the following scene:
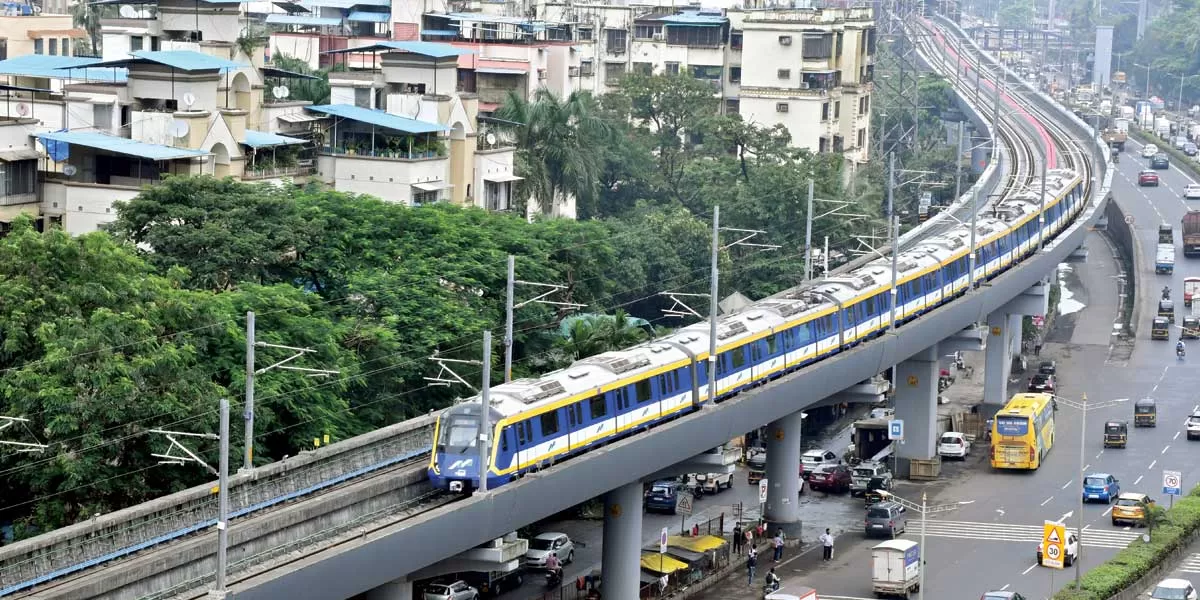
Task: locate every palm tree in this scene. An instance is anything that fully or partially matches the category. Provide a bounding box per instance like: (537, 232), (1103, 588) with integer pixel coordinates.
(495, 89), (613, 217)
(557, 311), (650, 361)
(70, 1), (100, 57)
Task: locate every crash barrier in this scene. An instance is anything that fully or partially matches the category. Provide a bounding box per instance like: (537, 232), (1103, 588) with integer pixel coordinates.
(1097, 191), (1140, 337)
(1051, 485), (1200, 600)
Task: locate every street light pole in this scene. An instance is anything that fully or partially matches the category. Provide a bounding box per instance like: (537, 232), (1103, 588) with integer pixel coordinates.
(708, 205), (720, 407)
(478, 331), (492, 495)
(1076, 392), (1086, 586)
(919, 491), (928, 597)
(804, 180), (814, 283)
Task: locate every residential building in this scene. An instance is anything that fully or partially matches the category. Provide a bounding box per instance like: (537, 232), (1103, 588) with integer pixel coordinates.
(0, 0), (86, 61)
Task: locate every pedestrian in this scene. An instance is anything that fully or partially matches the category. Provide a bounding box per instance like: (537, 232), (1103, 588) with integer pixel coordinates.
(747, 547), (758, 585)
(820, 528), (835, 561)
(733, 523), (744, 553)
(692, 523), (699, 537)
(772, 530), (784, 561)
(744, 527), (754, 550)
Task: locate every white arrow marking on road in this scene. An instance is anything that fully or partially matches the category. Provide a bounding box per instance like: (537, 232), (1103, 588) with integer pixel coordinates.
(1059, 511), (1073, 522)
(997, 509), (1006, 516)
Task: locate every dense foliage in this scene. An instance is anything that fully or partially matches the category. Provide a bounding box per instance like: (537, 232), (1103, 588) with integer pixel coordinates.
(0, 72), (965, 537)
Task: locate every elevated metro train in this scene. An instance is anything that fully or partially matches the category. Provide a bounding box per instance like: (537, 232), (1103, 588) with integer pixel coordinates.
(429, 168), (1087, 492)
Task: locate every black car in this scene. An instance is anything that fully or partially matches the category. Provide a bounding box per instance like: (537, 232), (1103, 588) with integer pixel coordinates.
(1151, 153), (1171, 169)
(1038, 360), (1056, 376)
(1028, 373), (1056, 393)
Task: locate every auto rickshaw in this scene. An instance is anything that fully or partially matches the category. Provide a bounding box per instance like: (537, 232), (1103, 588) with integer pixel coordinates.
(1159, 299), (1176, 323)
(1103, 421), (1128, 448)
(1184, 316), (1200, 339)
(1152, 317), (1171, 340)
(1134, 398), (1157, 427)
(863, 477), (890, 506)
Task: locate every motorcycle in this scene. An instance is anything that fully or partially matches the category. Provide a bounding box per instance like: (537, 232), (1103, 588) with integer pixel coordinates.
(762, 580), (781, 597)
(1178, 346), (1187, 360)
(544, 568), (562, 588)
(1164, 287), (1172, 301)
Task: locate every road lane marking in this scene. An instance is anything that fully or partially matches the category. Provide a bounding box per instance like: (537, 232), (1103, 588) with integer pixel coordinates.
(1023, 564), (1038, 575)
(1176, 432), (1182, 440)
(1001, 584), (1010, 591)
(1096, 451), (1104, 459)
(1104, 506), (1114, 516)
(1153, 384), (1159, 392)
(1150, 460), (1158, 469)
(1135, 475), (1144, 485)
(1164, 445), (1171, 454)
(1125, 526), (1132, 531)
(1042, 496), (1054, 506)
(1062, 480), (1073, 489)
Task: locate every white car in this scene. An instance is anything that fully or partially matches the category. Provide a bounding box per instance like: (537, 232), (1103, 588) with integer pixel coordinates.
(423, 581), (479, 600)
(1144, 143), (1161, 158)
(1185, 184), (1200, 200)
(1151, 578), (1198, 600)
(1186, 412), (1200, 440)
(800, 448), (840, 478)
(690, 472), (733, 494)
(1036, 531), (1078, 567)
(937, 432), (971, 459)
(523, 532), (575, 568)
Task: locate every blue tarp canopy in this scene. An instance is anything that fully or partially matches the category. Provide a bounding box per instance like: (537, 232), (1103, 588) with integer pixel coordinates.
(347, 10), (389, 22)
(35, 131), (209, 161)
(265, 13), (341, 25)
(82, 50), (246, 72)
(322, 40), (472, 58)
(659, 13), (727, 26)
(0, 55), (127, 82)
(243, 130), (307, 148)
(305, 104), (447, 134)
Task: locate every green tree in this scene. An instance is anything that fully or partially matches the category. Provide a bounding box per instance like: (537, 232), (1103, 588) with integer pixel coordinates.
(70, 0), (101, 56)
(556, 311), (649, 361)
(997, 0), (1035, 29)
(269, 54), (334, 105)
(495, 89), (614, 217)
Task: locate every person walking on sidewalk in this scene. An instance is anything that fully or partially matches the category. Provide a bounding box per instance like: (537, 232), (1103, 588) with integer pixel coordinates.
(772, 530), (784, 561)
(733, 523), (744, 554)
(747, 547), (758, 585)
(820, 528), (835, 561)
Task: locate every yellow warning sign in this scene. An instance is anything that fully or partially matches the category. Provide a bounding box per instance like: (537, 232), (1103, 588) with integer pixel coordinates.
(1042, 521), (1066, 569)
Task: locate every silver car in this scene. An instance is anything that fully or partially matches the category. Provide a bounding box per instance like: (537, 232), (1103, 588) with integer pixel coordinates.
(523, 532), (575, 568)
(423, 580), (478, 600)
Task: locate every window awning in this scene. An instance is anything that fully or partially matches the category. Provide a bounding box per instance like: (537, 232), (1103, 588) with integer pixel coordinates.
(421, 29), (457, 36)
(483, 173), (523, 183)
(265, 14), (342, 26)
(34, 131), (209, 161)
(243, 130), (307, 148)
(475, 67), (526, 75)
(278, 112), (328, 123)
(412, 181), (451, 191)
(0, 148), (40, 161)
(347, 10), (390, 22)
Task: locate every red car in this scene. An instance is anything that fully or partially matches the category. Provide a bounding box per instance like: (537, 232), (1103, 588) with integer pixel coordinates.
(808, 464), (853, 493)
(1139, 170), (1160, 186)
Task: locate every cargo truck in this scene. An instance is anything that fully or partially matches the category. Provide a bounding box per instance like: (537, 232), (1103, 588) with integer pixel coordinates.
(871, 539), (921, 597)
(1161, 223), (1175, 244)
(1103, 128), (1127, 151)
(1183, 211), (1200, 257)
(1157, 243), (1176, 274)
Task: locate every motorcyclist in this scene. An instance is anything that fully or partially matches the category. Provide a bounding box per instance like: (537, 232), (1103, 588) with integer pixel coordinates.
(1164, 286), (1172, 300)
(545, 553), (562, 583)
(1178, 340), (1187, 357)
(764, 568), (780, 591)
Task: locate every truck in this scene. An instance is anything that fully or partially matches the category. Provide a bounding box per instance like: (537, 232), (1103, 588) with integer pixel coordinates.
(1157, 243), (1176, 274)
(1160, 223), (1175, 245)
(871, 539), (921, 597)
(1183, 211), (1200, 257)
(1185, 277), (1200, 308)
(1103, 128), (1127, 151)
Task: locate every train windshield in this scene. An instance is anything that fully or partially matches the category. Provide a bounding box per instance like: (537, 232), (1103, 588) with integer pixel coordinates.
(437, 412), (480, 454)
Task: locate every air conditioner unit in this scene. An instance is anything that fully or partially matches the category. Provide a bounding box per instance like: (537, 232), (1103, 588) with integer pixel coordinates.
(779, 35), (792, 45)
(652, 32), (665, 41)
(537, 69), (547, 80)
(569, 66), (581, 77)
(798, 81), (810, 89)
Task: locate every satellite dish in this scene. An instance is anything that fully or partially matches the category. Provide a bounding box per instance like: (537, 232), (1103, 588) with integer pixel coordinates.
(15, 103), (28, 116)
(118, 4), (138, 18)
(170, 119), (190, 138)
(272, 85), (290, 100)
(181, 92), (196, 108)
(485, 132), (497, 146)
(63, 165), (77, 177)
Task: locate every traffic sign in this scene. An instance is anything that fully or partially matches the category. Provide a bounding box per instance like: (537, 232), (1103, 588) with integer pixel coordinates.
(660, 526), (669, 554)
(888, 419), (905, 441)
(1124, 214), (1135, 225)
(758, 479), (769, 504)
(1163, 470), (1183, 496)
(1042, 521), (1066, 569)
(677, 492), (693, 515)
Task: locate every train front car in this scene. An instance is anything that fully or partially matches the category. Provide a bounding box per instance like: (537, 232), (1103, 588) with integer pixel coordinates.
(428, 400), (505, 493)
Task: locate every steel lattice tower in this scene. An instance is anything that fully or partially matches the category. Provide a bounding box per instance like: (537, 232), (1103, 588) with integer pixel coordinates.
(871, 0), (926, 166)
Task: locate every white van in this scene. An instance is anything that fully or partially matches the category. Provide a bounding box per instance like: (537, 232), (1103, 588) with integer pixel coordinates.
(1186, 184), (1200, 200)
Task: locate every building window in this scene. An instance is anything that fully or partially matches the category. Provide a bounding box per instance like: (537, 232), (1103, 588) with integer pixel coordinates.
(691, 65), (721, 80)
(151, 36), (160, 51)
(667, 25), (723, 47)
(634, 24), (662, 40)
(860, 95), (870, 115)
(801, 33), (833, 59)
(834, 101), (840, 119)
(819, 137), (829, 153)
(130, 35), (143, 51)
(0, 39), (7, 60)
(836, 32), (844, 58)
(665, 62), (680, 76)
(730, 30), (743, 50)
(33, 38), (43, 54)
(354, 87), (371, 108)
(776, 102), (789, 113)
(633, 62), (653, 75)
(857, 128), (866, 149)
(605, 29), (627, 54)
(821, 102), (830, 121)
(94, 104), (113, 131)
(412, 190), (439, 205)
(48, 38), (57, 55)
(0, 159), (36, 198)
(725, 99), (740, 114)
(729, 66), (741, 83)
(577, 27), (593, 41)
(604, 61), (625, 83)
(580, 60), (594, 77)
(484, 181), (510, 211)
(62, 38), (70, 56)
(777, 68), (790, 80)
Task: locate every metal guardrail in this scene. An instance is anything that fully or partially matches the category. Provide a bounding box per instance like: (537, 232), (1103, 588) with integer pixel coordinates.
(0, 415), (436, 597)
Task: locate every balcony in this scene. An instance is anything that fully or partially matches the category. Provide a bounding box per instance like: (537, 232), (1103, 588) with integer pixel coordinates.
(241, 163), (315, 181)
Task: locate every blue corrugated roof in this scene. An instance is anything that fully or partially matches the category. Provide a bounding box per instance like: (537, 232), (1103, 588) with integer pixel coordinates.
(83, 50), (246, 72)
(347, 10), (389, 21)
(0, 55), (128, 82)
(35, 132), (209, 161)
(305, 104), (448, 134)
(243, 130), (307, 148)
(322, 40), (473, 58)
(266, 13), (342, 25)
(659, 13), (727, 25)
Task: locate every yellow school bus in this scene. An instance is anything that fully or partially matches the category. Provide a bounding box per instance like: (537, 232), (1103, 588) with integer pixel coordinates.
(991, 393), (1055, 470)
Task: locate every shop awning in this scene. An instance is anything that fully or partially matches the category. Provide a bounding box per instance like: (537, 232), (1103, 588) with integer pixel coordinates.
(483, 173), (523, 183)
(666, 535), (727, 552)
(640, 553), (688, 575)
(242, 130), (307, 148)
(412, 181), (451, 192)
(0, 148), (40, 161)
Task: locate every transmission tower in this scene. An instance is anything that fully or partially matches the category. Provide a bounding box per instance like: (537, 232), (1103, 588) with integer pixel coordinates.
(872, 0), (927, 167)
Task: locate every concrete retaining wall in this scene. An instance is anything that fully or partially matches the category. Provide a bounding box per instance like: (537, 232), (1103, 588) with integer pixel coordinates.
(1099, 196), (1140, 336)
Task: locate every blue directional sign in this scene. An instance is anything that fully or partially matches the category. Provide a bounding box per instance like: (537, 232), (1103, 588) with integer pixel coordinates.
(888, 419), (905, 441)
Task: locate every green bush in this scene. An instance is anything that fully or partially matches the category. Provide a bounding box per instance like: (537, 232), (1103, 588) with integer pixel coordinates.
(1052, 485), (1200, 599)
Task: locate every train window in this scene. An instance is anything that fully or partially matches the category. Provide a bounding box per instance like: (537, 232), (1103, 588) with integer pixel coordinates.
(570, 402), (583, 426)
(767, 335), (778, 355)
(517, 421), (532, 445)
(590, 396), (607, 418)
(672, 369), (682, 389)
(501, 430), (509, 452)
(540, 411), (560, 436)
(636, 379), (653, 403)
(731, 347), (746, 369)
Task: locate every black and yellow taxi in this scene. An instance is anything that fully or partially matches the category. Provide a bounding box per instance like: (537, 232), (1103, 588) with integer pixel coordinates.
(1134, 398), (1157, 427)
(1184, 316), (1200, 339)
(1112, 492), (1156, 527)
(1152, 317), (1171, 340)
(1103, 421), (1128, 448)
(1159, 299), (1176, 323)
